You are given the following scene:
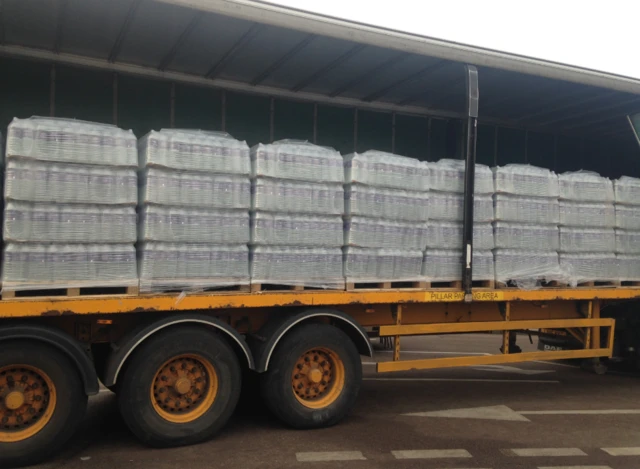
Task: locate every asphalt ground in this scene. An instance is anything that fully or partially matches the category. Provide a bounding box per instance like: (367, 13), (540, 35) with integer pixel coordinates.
(34, 334), (640, 469)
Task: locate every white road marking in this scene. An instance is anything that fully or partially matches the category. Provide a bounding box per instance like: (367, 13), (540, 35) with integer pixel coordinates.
(365, 378), (559, 383)
(522, 409), (640, 416)
(601, 447), (640, 456)
(391, 449), (472, 459)
(405, 405), (640, 420)
(538, 466), (612, 469)
(295, 451), (366, 462)
(503, 448), (587, 457)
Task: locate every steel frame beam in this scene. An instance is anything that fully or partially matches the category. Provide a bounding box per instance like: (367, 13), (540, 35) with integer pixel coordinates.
(290, 43), (365, 92)
(205, 23), (264, 78)
(251, 34), (315, 86)
(363, 59), (448, 102)
(158, 13), (202, 71)
(108, 0), (141, 63)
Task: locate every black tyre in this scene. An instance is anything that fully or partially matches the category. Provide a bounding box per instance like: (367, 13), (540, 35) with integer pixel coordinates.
(260, 323), (362, 429)
(0, 341), (87, 468)
(117, 326), (241, 447)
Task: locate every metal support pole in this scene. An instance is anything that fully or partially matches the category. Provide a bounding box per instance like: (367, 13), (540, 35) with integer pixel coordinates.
(592, 300), (601, 350)
(461, 65), (479, 301)
(393, 304), (403, 362)
(502, 302), (511, 354)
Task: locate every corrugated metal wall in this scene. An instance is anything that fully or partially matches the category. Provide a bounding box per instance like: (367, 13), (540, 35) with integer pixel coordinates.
(0, 57), (637, 177)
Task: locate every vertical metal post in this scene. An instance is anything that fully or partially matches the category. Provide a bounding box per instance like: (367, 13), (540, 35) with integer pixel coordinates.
(49, 64), (56, 117)
(221, 90), (227, 131)
(170, 82), (176, 128)
(502, 302), (511, 354)
(461, 65), (479, 301)
(391, 112), (396, 154)
(585, 301), (593, 349)
(112, 73), (119, 125)
(269, 97), (275, 142)
(353, 108), (359, 152)
(591, 300), (601, 350)
(393, 304), (402, 362)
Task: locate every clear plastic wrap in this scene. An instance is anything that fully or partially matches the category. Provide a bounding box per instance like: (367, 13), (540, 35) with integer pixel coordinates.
(344, 184), (428, 221)
(251, 178), (344, 215)
(343, 217), (429, 250)
(429, 193), (493, 222)
(139, 206), (249, 244)
(615, 229), (640, 254)
(427, 159), (494, 194)
(5, 159), (137, 205)
(4, 202), (137, 243)
(343, 151), (428, 191)
(2, 243), (137, 290)
(614, 176), (640, 205)
(425, 221), (494, 250)
(493, 222), (559, 250)
(493, 164), (559, 197)
(250, 212), (343, 247)
(494, 194), (559, 224)
(250, 246), (344, 288)
(558, 171), (614, 202)
(422, 249), (494, 282)
(559, 252), (618, 284)
(343, 247), (423, 282)
(615, 204), (640, 230)
(559, 201), (615, 228)
(6, 117), (137, 167)
(494, 249), (564, 285)
(618, 254), (640, 281)
(559, 227), (615, 253)
(139, 243), (249, 292)
(251, 140), (343, 183)
(139, 129), (250, 175)
(140, 167), (250, 209)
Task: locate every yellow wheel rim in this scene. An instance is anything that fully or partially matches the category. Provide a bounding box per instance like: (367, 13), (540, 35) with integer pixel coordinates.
(0, 365), (57, 443)
(150, 354), (218, 424)
(292, 347), (345, 409)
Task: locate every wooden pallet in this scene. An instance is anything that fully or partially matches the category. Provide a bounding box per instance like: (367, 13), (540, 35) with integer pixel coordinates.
(2, 285), (139, 300)
(346, 281), (428, 291)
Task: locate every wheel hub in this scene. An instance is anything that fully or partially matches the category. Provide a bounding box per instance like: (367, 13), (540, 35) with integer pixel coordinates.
(174, 377), (192, 395)
(4, 391), (25, 410)
(292, 349), (336, 402)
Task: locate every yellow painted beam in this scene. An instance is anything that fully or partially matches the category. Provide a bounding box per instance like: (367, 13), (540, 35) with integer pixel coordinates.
(377, 348), (612, 373)
(379, 318), (614, 336)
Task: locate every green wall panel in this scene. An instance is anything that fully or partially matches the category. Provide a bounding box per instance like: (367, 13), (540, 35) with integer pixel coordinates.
(497, 127), (526, 165)
(357, 110), (392, 153)
(316, 105), (354, 154)
(395, 114), (428, 160)
(274, 100), (314, 142)
(226, 92), (270, 147)
(174, 85), (222, 131)
(527, 132), (555, 170)
(0, 57), (50, 134)
(118, 75), (171, 138)
(56, 66), (113, 125)
(476, 124), (496, 167)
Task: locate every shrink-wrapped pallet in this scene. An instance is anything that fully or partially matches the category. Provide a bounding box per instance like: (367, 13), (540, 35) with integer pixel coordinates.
(422, 249), (494, 282)
(251, 178), (343, 215)
(494, 249), (563, 285)
(344, 151), (428, 191)
(558, 171), (614, 202)
(429, 193), (493, 222)
(615, 229), (640, 254)
(139, 206), (249, 244)
(250, 212), (342, 247)
(251, 140), (342, 183)
(559, 201), (615, 228)
(427, 159), (494, 194)
(139, 130), (250, 175)
(614, 176), (640, 205)
(559, 227), (615, 253)
(344, 184), (428, 221)
(6, 117), (137, 166)
(615, 204), (640, 230)
(493, 164), (559, 197)
(343, 247), (423, 283)
(425, 221), (494, 250)
(250, 246), (344, 288)
(139, 243), (249, 291)
(493, 222), (559, 250)
(4, 202), (136, 243)
(2, 243), (137, 290)
(618, 254), (640, 281)
(494, 194), (559, 224)
(141, 167), (250, 209)
(4, 159), (137, 205)
(559, 252), (618, 284)
(344, 217), (429, 250)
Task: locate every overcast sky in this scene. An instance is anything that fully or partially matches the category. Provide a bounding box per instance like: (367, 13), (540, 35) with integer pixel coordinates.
(267, 0), (638, 79)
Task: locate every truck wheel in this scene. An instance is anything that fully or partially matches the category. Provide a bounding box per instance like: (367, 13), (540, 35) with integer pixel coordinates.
(261, 323), (362, 429)
(117, 326), (241, 447)
(0, 341), (87, 468)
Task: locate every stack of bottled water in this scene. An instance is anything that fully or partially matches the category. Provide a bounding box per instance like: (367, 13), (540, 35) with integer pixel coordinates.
(614, 176), (640, 282)
(2, 117), (138, 291)
(343, 151), (428, 284)
(557, 171), (617, 285)
(423, 159), (495, 283)
(137, 130), (251, 291)
(493, 164), (563, 286)
(250, 140), (344, 288)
